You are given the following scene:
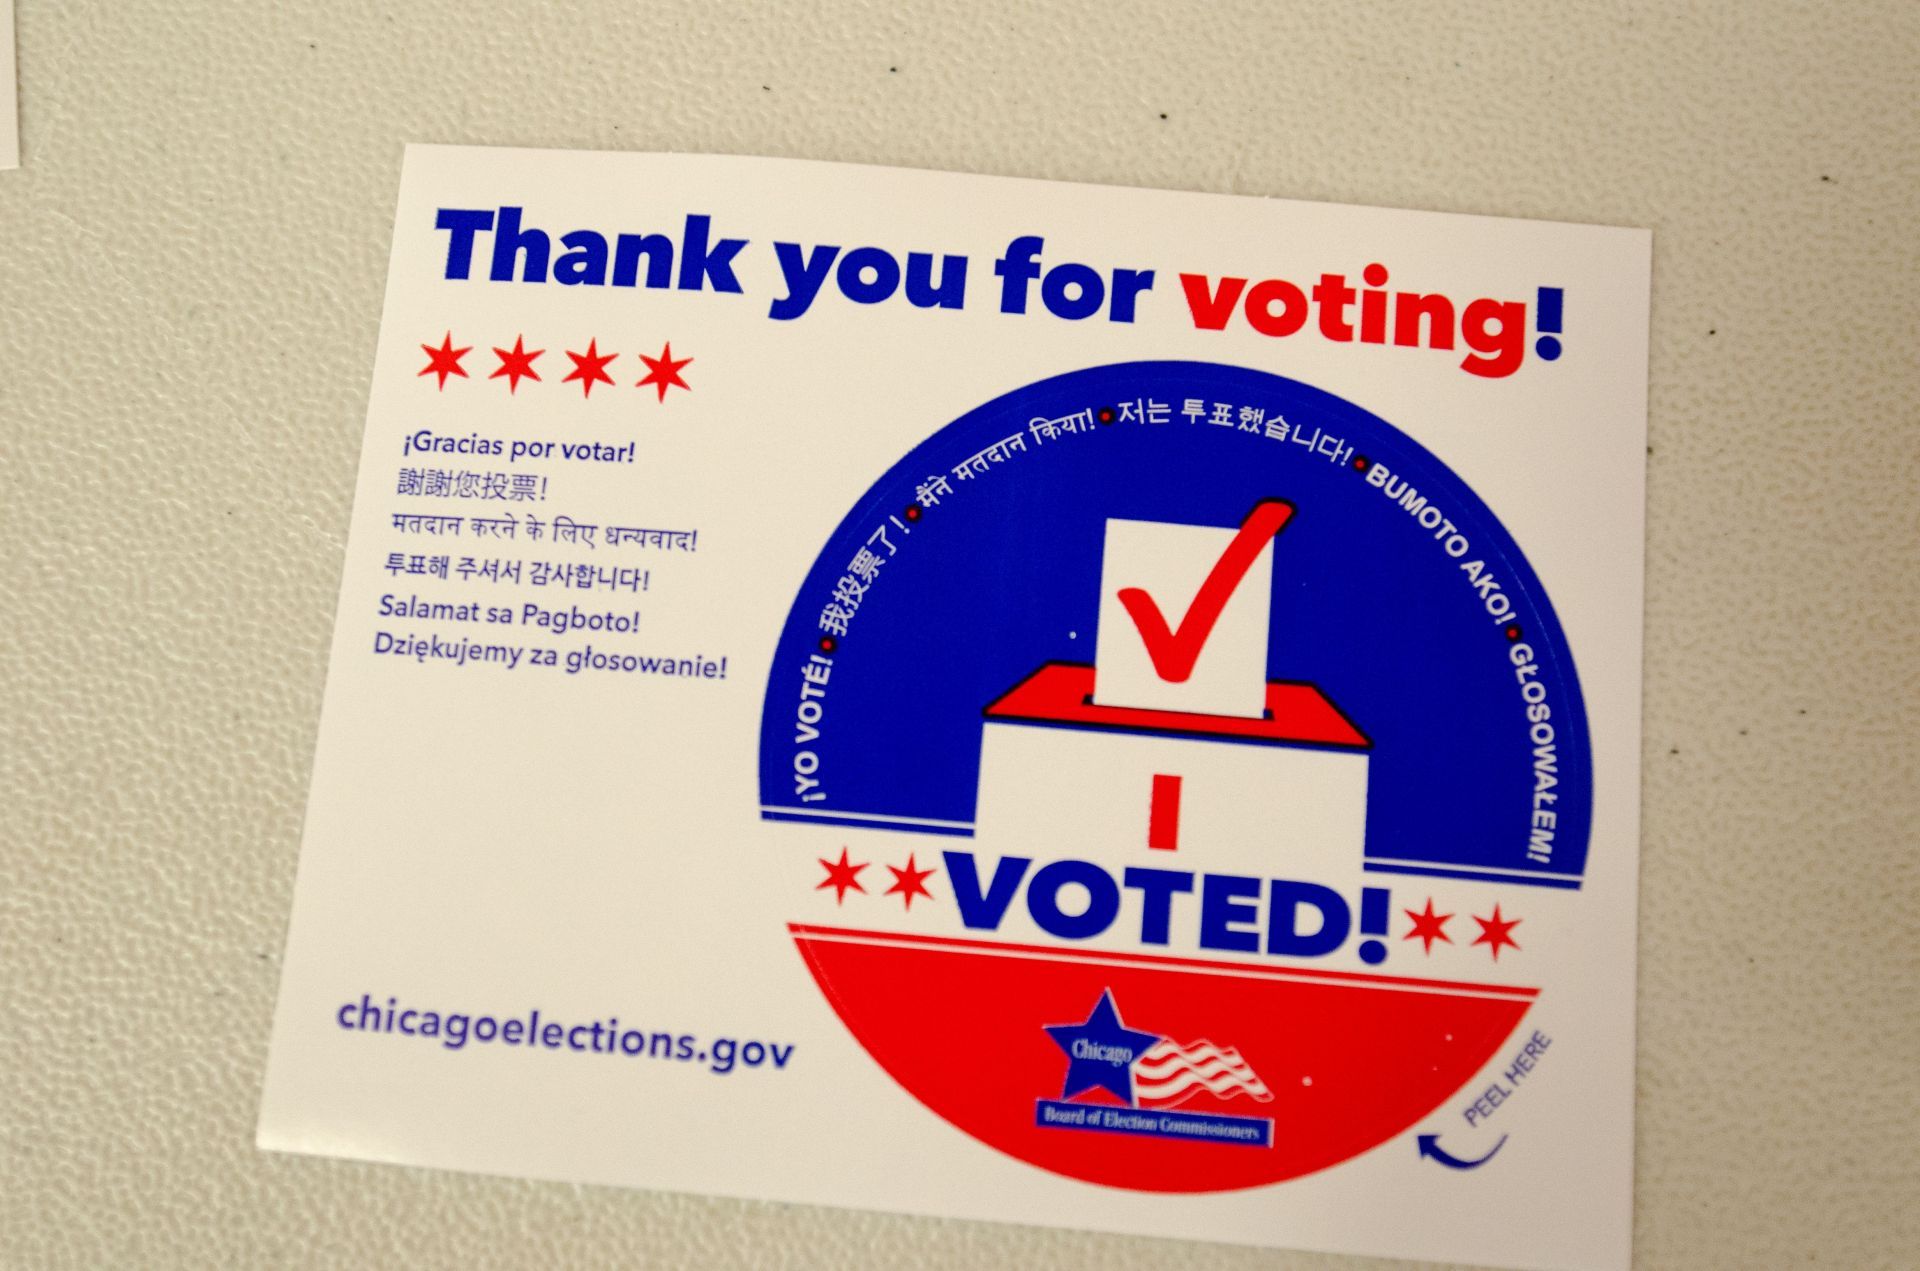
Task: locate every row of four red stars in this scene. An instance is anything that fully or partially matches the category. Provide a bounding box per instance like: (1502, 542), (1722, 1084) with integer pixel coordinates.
(1405, 898), (1522, 961)
(419, 333), (692, 401)
(817, 848), (935, 911)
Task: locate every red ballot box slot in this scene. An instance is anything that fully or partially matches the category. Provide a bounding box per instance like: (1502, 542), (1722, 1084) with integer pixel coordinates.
(986, 663), (1370, 751)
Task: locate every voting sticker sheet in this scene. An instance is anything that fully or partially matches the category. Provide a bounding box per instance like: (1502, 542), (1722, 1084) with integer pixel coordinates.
(2, 0), (17, 170)
(259, 146), (1651, 1271)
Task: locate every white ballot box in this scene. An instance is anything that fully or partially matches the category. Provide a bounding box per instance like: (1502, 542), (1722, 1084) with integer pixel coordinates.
(976, 507), (1370, 889)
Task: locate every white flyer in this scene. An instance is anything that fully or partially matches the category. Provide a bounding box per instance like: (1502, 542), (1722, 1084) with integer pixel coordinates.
(260, 145), (1650, 1270)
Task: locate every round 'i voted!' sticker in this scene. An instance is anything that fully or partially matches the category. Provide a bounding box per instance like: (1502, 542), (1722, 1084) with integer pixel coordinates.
(758, 362), (1591, 1193)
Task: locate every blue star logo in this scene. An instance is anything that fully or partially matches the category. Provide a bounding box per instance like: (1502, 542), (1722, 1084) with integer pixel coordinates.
(1044, 989), (1161, 1104)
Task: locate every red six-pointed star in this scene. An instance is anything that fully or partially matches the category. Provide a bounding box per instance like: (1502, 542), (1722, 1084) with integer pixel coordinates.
(419, 332), (470, 390)
(1403, 898), (1453, 954)
(636, 341), (693, 402)
(490, 334), (543, 393)
(885, 853), (936, 911)
(562, 338), (618, 398)
(1471, 904), (1522, 961)
(816, 847), (867, 904)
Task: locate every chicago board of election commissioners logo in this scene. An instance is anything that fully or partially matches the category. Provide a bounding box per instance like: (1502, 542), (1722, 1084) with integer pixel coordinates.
(1038, 989), (1279, 1149)
(759, 362), (1591, 1192)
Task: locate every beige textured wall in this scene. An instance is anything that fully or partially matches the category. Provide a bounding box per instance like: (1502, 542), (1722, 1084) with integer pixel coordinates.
(1, 2), (1914, 1267)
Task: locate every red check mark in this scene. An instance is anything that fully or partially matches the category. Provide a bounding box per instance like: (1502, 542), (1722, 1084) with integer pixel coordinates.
(1115, 500), (1293, 683)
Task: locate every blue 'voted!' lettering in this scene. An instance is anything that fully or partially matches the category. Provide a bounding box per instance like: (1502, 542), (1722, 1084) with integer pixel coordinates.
(942, 849), (1379, 962)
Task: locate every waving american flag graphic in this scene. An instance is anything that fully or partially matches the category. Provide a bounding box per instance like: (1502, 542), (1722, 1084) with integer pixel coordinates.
(1132, 1038), (1275, 1109)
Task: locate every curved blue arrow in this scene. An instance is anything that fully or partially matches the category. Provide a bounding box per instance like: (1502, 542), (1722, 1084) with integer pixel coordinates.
(1416, 1132), (1507, 1170)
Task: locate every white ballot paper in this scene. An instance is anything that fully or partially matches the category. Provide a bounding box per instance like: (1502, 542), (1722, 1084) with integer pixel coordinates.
(260, 146), (1650, 1271)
